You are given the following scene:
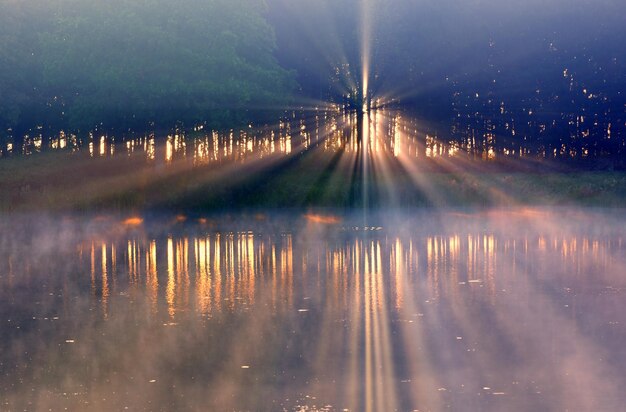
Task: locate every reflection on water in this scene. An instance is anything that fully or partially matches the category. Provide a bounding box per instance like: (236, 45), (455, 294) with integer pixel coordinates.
(0, 209), (625, 410)
(2, 107), (623, 164)
(78, 227), (620, 320)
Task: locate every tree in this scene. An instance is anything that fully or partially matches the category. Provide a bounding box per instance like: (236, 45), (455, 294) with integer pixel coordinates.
(0, 0), (53, 133)
(1, 0), (296, 132)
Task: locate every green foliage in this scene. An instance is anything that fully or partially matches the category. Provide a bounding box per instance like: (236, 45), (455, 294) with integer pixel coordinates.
(0, 0), (295, 132)
(0, 1), (50, 130)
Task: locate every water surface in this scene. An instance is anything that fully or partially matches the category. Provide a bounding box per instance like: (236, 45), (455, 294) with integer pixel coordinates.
(0, 208), (625, 411)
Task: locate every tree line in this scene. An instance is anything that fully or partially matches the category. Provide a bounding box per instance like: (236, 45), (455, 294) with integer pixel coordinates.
(0, 0), (295, 134)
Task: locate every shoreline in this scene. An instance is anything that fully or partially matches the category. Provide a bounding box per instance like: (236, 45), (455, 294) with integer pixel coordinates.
(2, 150), (626, 213)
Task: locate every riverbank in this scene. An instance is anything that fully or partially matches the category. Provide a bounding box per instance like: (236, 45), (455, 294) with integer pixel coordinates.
(1, 149), (625, 213)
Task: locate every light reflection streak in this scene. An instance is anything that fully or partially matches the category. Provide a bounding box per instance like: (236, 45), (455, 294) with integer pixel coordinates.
(147, 240), (158, 315)
(167, 237), (175, 318)
(85, 225), (619, 312)
(101, 243), (109, 317)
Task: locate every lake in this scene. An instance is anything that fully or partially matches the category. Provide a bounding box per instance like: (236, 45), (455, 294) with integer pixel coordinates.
(1, 208), (624, 411)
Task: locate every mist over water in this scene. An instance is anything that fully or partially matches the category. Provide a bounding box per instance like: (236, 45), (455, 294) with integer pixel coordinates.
(1, 209), (625, 411)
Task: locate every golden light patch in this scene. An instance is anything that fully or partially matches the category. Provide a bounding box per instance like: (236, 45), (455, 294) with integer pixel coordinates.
(123, 217), (144, 226)
(304, 214), (342, 225)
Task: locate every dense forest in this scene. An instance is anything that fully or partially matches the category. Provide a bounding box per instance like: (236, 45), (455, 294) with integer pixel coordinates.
(1, 0), (625, 140)
(269, 0), (626, 111)
(0, 0), (295, 133)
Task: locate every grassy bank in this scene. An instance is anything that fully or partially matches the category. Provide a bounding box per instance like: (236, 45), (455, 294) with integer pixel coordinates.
(1, 148), (626, 213)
